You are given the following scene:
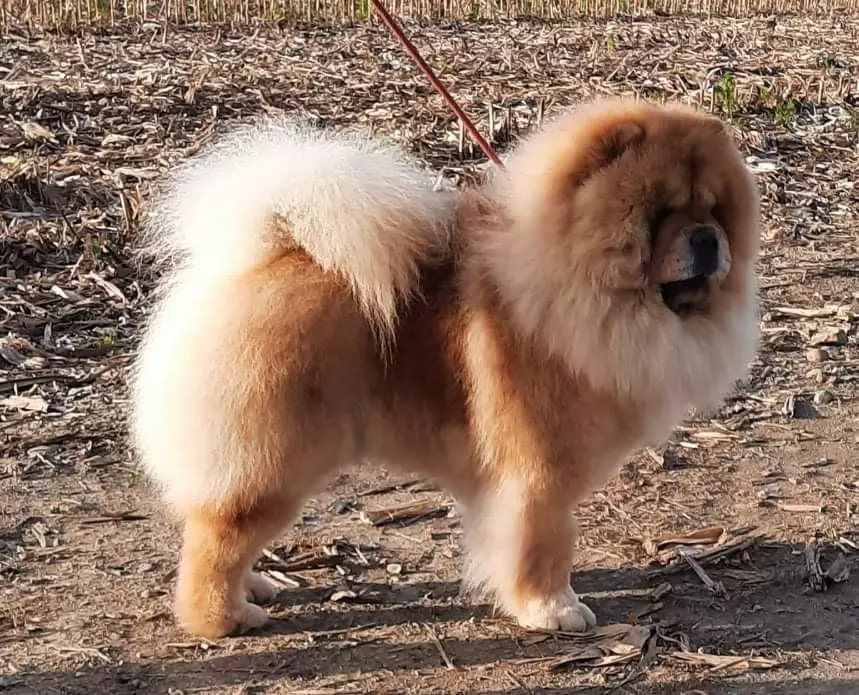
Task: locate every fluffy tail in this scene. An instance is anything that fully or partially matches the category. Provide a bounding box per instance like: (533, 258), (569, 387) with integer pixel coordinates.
(143, 119), (454, 331)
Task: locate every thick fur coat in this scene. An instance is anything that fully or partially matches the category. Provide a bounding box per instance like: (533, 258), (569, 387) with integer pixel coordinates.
(132, 98), (760, 638)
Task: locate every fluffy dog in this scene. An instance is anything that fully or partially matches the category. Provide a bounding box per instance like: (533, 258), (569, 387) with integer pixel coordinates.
(132, 98), (760, 639)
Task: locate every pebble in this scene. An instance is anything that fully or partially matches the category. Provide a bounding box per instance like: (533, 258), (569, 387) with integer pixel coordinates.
(814, 390), (834, 405)
(806, 348), (831, 363)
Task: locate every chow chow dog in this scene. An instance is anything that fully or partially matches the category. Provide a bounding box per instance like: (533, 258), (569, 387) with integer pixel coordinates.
(132, 98), (760, 638)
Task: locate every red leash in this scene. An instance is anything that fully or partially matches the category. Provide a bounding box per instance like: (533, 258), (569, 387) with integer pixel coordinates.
(368, 0), (505, 169)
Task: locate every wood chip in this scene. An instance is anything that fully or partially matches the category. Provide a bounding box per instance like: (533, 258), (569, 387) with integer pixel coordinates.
(809, 328), (848, 346)
(805, 541), (826, 591)
(650, 526), (728, 552)
(651, 582), (674, 601)
(801, 458), (835, 469)
(1, 394), (48, 412)
(679, 549), (727, 596)
(836, 537), (859, 553)
(77, 512), (149, 525)
(329, 589), (358, 603)
(355, 479), (439, 497)
(263, 569), (301, 588)
(425, 623), (456, 670)
(262, 549), (340, 573)
(649, 536), (763, 577)
(779, 503), (824, 513)
(634, 601), (664, 620)
(670, 651), (779, 672)
(359, 499), (451, 527)
(772, 306), (840, 319)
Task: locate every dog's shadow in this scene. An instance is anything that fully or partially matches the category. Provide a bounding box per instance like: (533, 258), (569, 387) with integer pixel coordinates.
(262, 579), (491, 634)
(12, 543), (859, 694)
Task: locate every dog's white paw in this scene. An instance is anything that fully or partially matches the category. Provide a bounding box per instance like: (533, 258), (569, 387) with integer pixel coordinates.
(234, 601), (269, 633)
(245, 571), (277, 604)
(513, 590), (597, 632)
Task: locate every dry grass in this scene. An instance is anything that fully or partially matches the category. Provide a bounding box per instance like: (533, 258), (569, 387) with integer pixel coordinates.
(2, 0), (858, 30)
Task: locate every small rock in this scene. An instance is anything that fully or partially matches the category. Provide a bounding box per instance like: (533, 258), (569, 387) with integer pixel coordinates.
(806, 348), (831, 363)
(813, 390), (834, 405)
(824, 555), (850, 584)
(386, 563), (403, 576)
(810, 328), (848, 347)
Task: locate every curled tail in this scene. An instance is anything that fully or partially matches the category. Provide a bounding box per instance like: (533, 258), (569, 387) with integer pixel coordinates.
(144, 119), (454, 330)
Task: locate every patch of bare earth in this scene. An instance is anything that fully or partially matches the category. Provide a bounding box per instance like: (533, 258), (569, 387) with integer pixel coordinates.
(2, 15), (858, 695)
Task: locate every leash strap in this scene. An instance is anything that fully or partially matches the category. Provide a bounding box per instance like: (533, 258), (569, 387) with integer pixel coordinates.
(369, 0), (505, 169)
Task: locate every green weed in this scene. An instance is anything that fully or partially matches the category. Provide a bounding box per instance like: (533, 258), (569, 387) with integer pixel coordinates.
(606, 32), (616, 51)
(774, 99), (796, 128)
(714, 73), (738, 117)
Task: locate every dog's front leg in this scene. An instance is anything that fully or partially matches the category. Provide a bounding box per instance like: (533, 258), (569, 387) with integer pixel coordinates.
(463, 475), (596, 632)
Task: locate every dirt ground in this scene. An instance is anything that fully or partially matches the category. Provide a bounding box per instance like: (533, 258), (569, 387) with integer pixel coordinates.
(2, 13), (858, 695)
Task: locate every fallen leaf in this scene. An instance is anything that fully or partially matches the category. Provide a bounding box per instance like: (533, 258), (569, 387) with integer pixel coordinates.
(670, 651), (779, 672)
(21, 122), (57, 142)
(520, 624), (653, 671)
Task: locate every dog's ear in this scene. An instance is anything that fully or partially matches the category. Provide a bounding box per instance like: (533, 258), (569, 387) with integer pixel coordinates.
(699, 113), (730, 136)
(579, 120), (645, 181)
(540, 118), (646, 201)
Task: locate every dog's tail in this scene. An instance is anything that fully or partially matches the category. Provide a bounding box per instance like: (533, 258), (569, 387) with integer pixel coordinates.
(144, 120), (453, 331)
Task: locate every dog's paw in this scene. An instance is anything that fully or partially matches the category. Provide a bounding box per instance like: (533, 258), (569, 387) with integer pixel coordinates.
(176, 595), (269, 639)
(513, 590), (597, 632)
(230, 601), (269, 634)
(245, 571), (277, 604)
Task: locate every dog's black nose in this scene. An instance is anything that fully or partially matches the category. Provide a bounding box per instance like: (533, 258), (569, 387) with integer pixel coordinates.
(689, 225), (719, 276)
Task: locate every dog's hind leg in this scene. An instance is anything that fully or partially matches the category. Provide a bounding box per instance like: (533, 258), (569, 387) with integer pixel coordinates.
(175, 498), (295, 638)
(134, 256), (371, 639)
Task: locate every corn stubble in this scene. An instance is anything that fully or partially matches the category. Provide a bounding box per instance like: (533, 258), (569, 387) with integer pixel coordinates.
(3, 0), (858, 31)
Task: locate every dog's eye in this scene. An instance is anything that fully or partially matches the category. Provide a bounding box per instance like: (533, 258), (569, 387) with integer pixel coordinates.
(711, 203), (727, 226)
(648, 208), (671, 239)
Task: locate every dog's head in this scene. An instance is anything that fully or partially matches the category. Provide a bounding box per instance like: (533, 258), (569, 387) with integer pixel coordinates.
(478, 98), (761, 421)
